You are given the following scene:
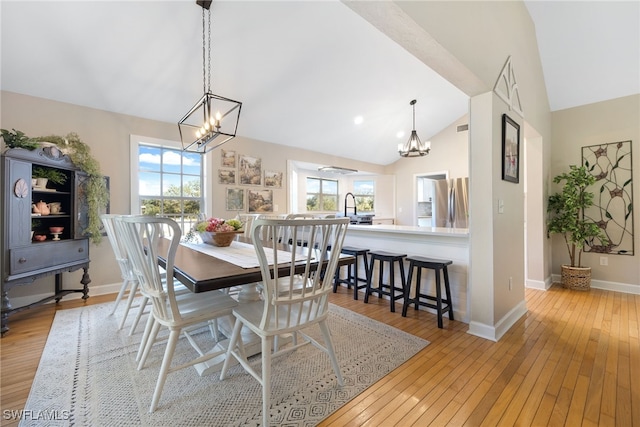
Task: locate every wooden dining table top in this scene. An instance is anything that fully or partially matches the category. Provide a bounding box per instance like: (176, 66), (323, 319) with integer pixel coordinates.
(156, 237), (354, 293)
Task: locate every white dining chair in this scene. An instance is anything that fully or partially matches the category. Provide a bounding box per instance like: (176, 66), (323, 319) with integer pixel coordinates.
(116, 215), (238, 413)
(220, 217), (349, 426)
(100, 214), (146, 333)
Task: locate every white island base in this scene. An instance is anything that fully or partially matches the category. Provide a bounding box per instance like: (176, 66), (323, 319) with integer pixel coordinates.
(341, 224), (470, 323)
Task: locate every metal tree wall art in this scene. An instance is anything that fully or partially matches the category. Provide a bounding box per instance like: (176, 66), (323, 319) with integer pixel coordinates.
(582, 140), (634, 255)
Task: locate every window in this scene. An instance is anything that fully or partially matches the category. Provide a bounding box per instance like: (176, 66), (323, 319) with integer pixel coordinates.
(306, 177), (338, 211)
(133, 139), (204, 234)
(354, 180), (374, 212)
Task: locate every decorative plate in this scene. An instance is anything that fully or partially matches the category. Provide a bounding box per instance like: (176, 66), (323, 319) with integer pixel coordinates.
(14, 178), (28, 198)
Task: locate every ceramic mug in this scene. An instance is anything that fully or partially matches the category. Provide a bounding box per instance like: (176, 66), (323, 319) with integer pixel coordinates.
(49, 202), (62, 214)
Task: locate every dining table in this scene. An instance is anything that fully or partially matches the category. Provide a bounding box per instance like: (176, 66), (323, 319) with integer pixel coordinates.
(158, 236), (353, 295)
(155, 235), (355, 376)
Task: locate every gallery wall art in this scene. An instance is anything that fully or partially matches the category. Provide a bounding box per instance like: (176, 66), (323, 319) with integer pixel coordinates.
(239, 155), (262, 185)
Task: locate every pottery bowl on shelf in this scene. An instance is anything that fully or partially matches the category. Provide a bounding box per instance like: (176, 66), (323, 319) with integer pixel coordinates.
(49, 226), (64, 233)
(33, 235), (47, 241)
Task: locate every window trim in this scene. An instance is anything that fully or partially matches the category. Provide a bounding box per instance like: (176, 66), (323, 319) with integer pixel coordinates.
(353, 179), (375, 213)
(306, 176), (339, 212)
(129, 134), (211, 216)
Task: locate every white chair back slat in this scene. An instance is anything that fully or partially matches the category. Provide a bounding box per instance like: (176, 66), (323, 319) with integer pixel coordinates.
(101, 214), (136, 281)
(251, 217), (349, 334)
(116, 216), (183, 324)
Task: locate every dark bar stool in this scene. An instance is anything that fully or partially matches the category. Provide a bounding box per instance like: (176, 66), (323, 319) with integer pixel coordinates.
(333, 247), (371, 300)
(402, 256), (454, 328)
(364, 251), (407, 312)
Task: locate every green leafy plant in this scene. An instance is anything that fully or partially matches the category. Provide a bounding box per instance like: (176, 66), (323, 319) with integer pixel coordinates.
(6, 129), (108, 244)
(547, 165), (608, 267)
(35, 133), (109, 244)
(32, 166), (67, 185)
(0, 128), (39, 150)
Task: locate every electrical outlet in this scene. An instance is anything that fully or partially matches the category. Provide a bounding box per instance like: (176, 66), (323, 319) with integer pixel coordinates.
(600, 256), (608, 266)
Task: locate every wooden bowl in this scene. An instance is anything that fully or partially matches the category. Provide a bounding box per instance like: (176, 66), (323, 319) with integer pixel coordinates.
(198, 231), (242, 247)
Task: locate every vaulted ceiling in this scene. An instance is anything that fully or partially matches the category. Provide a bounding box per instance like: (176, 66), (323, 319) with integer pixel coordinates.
(2, 1), (638, 166)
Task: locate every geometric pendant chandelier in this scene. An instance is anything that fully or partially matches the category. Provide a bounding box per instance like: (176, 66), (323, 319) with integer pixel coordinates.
(179, 0), (242, 154)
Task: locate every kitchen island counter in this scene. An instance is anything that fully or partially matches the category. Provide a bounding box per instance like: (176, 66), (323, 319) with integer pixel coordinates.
(343, 223), (469, 323)
(348, 224), (468, 237)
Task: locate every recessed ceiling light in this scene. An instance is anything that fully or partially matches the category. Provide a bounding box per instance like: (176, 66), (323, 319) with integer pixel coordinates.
(354, 116), (364, 125)
(396, 131), (405, 138)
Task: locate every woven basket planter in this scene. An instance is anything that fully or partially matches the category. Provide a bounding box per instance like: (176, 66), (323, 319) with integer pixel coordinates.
(561, 265), (592, 291)
(198, 231), (242, 247)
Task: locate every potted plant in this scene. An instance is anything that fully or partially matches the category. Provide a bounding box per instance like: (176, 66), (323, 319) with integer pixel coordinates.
(0, 128), (39, 150)
(32, 166), (67, 188)
(547, 165), (608, 290)
(2, 128), (109, 244)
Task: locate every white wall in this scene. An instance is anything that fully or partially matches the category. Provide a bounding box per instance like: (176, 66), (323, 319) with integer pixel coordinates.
(390, 115), (470, 226)
(0, 91), (388, 304)
(350, 1), (552, 339)
(550, 95), (640, 293)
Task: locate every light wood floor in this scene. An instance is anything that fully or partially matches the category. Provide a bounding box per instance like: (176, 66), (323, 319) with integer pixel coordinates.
(1, 285), (638, 426)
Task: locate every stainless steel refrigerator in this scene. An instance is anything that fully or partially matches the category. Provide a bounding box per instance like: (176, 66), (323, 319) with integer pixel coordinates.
(433, 178), (469, 228)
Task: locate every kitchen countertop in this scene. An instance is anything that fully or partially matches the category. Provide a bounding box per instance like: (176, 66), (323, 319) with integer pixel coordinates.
(347, 224), (469, 237)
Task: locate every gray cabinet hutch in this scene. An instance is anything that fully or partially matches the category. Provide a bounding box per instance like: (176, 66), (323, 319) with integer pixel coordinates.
(1, 146), (92, 335)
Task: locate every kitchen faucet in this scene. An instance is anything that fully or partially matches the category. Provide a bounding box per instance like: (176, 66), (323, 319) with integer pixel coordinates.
(344, 192), (357, 217)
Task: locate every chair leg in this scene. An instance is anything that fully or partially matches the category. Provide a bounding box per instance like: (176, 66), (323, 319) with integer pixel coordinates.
(149, 329), (180, 413)
(110, 278), (129, 315)
(118, 280), (138, 330)
(443, 266), (455, 321)
(138, 319), (161, 370)
(352, 260), (359, 300)
(402, 264), (414, 317)
(414, 267), (422, 311)
(261, 336), (273, 427)
(136, 314), (155, 363)
(220, 318), (244, 380)
(364, 257), (375, 303)
(319, 320), (343, 386)
(435, 269), (443, 328)
(129, 295), (149, 336)
(389, 261), (395, 312)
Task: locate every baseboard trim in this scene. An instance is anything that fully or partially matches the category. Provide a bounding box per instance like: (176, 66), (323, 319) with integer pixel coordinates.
(467, 321), (497, 342)
(550, 274), (640, 295)
(525, 277), (551, 290)
(467, 299), (527, 342)
(7, 282), (121, 310)
(494, 300), (528, 341)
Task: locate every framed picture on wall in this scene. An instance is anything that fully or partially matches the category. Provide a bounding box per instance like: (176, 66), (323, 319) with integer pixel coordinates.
(218, 169), (235, 185)
(221, 149), (236, 168)
(264, 170), (283, 188)
(248, 189), (273, 213)
(239, 155), (262, 185)
(502, 113), (520, 183)
(225, 188), (244, 211)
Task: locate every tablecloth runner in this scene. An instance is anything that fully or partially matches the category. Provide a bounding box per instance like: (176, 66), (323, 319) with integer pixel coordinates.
(181, 240), (306, 269)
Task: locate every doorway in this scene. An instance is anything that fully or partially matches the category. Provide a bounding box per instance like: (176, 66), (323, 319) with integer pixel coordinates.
(414, 172), (447, 226)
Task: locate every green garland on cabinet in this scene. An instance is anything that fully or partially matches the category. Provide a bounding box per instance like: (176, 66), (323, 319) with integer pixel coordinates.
(1, 129), (109, 244)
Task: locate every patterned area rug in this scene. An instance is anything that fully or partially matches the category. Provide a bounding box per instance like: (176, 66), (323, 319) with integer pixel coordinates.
(21, 301), (428, 426)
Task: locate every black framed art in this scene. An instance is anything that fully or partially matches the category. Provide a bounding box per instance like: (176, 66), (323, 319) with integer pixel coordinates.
(502, 113), (520, 183)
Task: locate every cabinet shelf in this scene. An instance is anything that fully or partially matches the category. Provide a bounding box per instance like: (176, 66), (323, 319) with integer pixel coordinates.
(2, 147), (92, 336)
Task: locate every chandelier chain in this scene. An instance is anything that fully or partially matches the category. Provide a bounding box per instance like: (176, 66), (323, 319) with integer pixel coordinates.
(207, 8), (211, 93)
(201, 7), (206, 94)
